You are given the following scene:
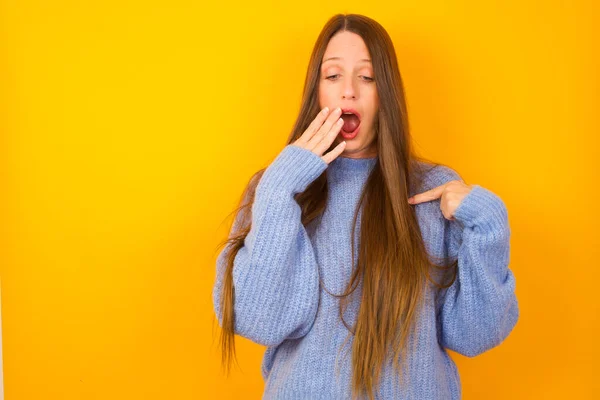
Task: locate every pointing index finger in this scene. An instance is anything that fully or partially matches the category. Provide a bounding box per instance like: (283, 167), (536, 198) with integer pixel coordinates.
(408, 183), (446, 204)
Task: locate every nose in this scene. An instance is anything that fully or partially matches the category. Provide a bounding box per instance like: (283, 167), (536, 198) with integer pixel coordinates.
(341, 77), (357, 99)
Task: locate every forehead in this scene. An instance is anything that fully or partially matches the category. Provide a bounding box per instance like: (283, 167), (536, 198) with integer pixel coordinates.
(321, 31), (371, 65)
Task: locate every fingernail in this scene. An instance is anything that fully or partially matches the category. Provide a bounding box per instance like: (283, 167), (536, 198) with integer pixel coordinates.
(335, 107), (341, 113)
(322, 107), (329, 114)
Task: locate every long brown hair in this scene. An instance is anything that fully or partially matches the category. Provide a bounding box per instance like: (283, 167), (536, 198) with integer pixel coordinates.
(213, 13), (458, 400)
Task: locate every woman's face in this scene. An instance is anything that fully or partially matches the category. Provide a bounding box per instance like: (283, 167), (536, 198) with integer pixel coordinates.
(318, 30), (379, 159)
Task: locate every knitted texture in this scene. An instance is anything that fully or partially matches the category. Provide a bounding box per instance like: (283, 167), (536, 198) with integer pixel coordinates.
(212, 144), (519, 399)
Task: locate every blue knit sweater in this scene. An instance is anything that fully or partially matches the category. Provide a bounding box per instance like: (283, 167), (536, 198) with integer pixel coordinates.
(212, 144), (519, 399)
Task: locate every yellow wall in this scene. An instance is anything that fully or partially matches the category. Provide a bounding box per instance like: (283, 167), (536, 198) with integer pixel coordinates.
(1, 1), (598, 399)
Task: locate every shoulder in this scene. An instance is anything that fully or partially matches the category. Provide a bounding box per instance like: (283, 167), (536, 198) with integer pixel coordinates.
(410, 161), (465, 257)
(411, 161), (464, 197)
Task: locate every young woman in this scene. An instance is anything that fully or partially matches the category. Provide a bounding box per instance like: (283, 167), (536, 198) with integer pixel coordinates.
(212, 13), (519, 400)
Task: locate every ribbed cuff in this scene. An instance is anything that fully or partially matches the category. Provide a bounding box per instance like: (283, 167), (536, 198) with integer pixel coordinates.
(258, 144), (328, 195)
(453, 185), (509, 230)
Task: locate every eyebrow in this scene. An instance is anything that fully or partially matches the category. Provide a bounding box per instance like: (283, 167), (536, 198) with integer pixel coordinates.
(321, 57), (372, 64)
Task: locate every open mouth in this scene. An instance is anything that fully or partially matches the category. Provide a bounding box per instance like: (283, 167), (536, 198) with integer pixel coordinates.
(341, 112), (361, 135)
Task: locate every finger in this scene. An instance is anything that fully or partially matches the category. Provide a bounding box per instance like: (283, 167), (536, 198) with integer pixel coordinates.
(321, 140), (347, 164)
(313, 117), (344, 155)
(295, 107), (332, 146)
(307, 107), (342, 149)
(408, 184), (445, 204)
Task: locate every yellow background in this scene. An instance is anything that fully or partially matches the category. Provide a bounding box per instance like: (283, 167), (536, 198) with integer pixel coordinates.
(1, 1), (598, 399)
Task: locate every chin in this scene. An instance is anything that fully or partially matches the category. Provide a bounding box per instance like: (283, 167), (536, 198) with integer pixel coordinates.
(339, 138), (377, 157)
(343, 140), (363, 149)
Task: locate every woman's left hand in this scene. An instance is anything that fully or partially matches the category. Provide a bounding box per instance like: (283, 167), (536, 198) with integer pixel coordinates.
(407, 180), (474, 221)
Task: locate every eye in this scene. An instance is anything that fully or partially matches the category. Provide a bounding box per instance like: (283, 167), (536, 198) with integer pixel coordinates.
(325, 74), (375, 82)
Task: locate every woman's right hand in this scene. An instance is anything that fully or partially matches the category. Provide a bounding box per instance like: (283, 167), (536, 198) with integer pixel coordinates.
(292, 107), (346, 164)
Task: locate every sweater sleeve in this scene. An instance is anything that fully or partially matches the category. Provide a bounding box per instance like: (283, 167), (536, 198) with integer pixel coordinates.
(212, 144), (328, 347)
(433, 168), (519, 357)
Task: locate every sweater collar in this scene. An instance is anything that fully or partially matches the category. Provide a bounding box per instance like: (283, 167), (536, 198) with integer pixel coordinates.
(329, 155), (378, 173)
